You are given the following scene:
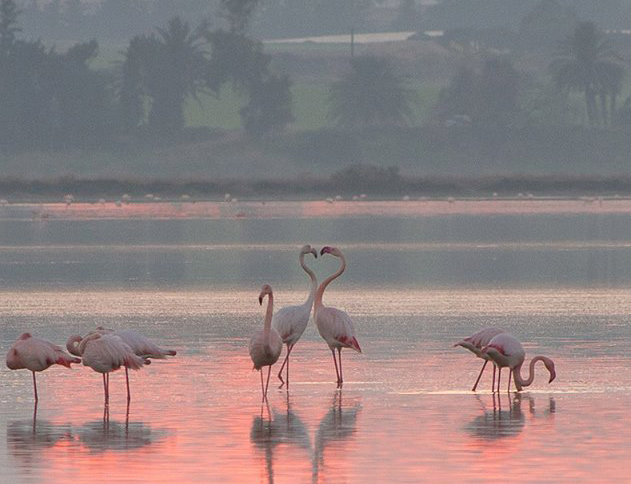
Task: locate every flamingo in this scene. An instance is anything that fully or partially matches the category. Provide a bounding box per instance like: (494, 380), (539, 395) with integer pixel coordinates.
(6, 333), (81, 402)
(249, 285), (283, 402)
(314, 246), (361, 388)
(76, 332), (150, 405)
(272, 244), (318, 389)
(454, 327), (505, 391)
(67, 327), (176, 402)
(482, 332), (556, 392)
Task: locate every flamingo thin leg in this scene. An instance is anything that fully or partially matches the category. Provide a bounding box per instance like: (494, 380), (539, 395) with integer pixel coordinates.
(507, 369), (512, 393)
(125, 367), (131, 402)
(472, 360), (488, 392)
(497, 368), (501, 394)
(32, 371), (38, 403)
(264, 366), (272, 401)
(337, 347), (343, 388)
(260, 369), (265, 402)
(277, 346), (289, 388)
(331, 348), (340, 386)
(492, 365), (496, 393)
(102, 373), (109, 405)
(285, 344), (293, 389)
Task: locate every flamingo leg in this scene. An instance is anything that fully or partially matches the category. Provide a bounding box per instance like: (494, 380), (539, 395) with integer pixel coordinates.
(507, 369), (512, 393)
(32, 371), (38, 403)
(472, 360), (489, 392)
(264, 366), (272, 401)
(331, 348), (340, 386)
(285, 344), (293, 390)
(260, 369), (265, 402)
(125, 367), (131, 403)
(277, 345), (289, 388)
(337, 347), (343, 388)
(492, 365), (496, 393)
(497, 368), (502, 394)
(102, 373), (109, 405)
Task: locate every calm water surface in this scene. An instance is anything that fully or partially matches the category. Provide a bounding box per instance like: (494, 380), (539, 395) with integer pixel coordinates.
(1, 201), (630, 483)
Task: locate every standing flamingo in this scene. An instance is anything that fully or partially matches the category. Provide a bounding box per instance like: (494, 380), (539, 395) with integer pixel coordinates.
(454, 327), (505, 391)
(76, 332), (150, 405)
(482, 332), (556, 392)
(272, 244), (318, 389)
(314, 246), (361, 388)
(249, 285), (283, 402)
(6, 333), (80, 402)
(67, 327), (176, 402)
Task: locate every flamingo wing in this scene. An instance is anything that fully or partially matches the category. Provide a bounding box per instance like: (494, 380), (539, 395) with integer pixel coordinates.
(316, 307), (361, 353)
(272, 304), (310, 345)
(113, 329), (176, 358)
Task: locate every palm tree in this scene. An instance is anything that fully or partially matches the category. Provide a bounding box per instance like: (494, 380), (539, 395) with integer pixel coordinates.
(328, 56), (417, 128)
(551, 21), (625, 126)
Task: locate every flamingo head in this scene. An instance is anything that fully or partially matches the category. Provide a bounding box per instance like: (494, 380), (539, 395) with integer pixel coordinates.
(300, 244), (318, 259)
(18, 333), (32, 340)
(66, 335), (83, 356)
(258, 284), (273, 305)
(320, 246), (342, 257)
(544, 357), (556, 383)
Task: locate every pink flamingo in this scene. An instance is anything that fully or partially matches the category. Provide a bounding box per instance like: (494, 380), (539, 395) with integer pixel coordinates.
(482, 332), (556, 392)
(76, 332), (150, 405)
(6, 333), (80, 402)
(67, 327), (175, 402)
(454, 327), (505, 391)
(315, 246), (361, 388)
(272, 244), (318, 389)
(249, 285), (283, 402)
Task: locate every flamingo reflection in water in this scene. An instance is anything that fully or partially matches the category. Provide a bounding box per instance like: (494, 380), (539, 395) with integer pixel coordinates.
(312, 392), (362, 483)
(466, 393), (556, 441)
(250, 395), (311, 484)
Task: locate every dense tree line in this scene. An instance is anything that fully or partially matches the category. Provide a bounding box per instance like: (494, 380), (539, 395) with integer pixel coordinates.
(0, 0), (292, 150)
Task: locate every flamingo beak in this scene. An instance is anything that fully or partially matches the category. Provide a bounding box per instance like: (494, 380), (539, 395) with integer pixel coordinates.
(311, 248), (318, 258)
(320, 246), (331, 256)
(258, 296), (263, 305)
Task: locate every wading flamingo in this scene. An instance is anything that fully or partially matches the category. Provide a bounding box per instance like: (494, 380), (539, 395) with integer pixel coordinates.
(482, 332), (556, 392)
(272, 244), (318, 389)
(67, 327), (176, 402)
(314, 246), (361, 388)
(6, 333), (80, 402)
(454, 327), (505, 391)
(249, 285), (283, 402)
(77, 332), (150, 405)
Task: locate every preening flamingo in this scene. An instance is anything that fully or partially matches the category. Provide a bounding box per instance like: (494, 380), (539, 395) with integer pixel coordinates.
(75, 332), (150, 405)
(314, 246), (361, 388)
(454, 327), (505, 391)
(67, 327), (176, 402)
(249, 285), (283, 402)
(6, 333), (80, 402)
(272, 244), (318, 389)
(482, 332), (556, 392)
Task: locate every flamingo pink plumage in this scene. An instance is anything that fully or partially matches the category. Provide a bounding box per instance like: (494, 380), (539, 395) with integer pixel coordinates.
(75, 332), (150, 405)
(482, 332), (556, 392)
(5, 333), (80, 402)
(67, 327), (176, 402)
(249, 285), (283, 402)
(314, 246), (361, 388)
(454, 327), (505, 391)
(272, 244), (318, 389)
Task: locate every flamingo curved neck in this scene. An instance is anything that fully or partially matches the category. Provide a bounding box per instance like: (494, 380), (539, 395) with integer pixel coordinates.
(263, 293), (274, 343)
(513, 356), (550, 389)
(315, 254), (346, 309)
(300, 254), (318, 308)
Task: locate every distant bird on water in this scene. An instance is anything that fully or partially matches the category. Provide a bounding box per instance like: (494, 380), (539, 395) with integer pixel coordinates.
(482, 332), (556, 392)
(67, 327), (176, 402)
(249, 285), (283, 402)
(6, 333), (80, 402)
(314, 246), (361, 388)
(72, 332), (150, 405)
(272, 244), (318, 389)
(454, 327), (505, 391)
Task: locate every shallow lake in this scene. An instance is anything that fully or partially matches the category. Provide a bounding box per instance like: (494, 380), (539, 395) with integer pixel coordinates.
(0, 200), (630, 483)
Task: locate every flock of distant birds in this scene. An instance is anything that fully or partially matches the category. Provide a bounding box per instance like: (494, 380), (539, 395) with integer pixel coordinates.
(5, 244), (557, 406)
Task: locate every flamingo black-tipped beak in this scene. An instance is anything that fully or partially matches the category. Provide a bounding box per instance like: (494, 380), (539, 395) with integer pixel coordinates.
(311, 248), (318, 258)
(258, 296), (263, 305)
(320, 246), (331, 256)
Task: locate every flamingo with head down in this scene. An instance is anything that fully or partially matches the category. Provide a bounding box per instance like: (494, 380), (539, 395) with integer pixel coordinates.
(454, 327), (505, 391)
(249, 285), (283, 402)
(272, 244), (318, 389)
(6, 333), (80, 402)
(482, 332), (556, 392)
(314, 246), (361, 388)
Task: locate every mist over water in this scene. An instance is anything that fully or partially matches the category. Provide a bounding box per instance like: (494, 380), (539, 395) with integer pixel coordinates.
(1, 202), (630, 483)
